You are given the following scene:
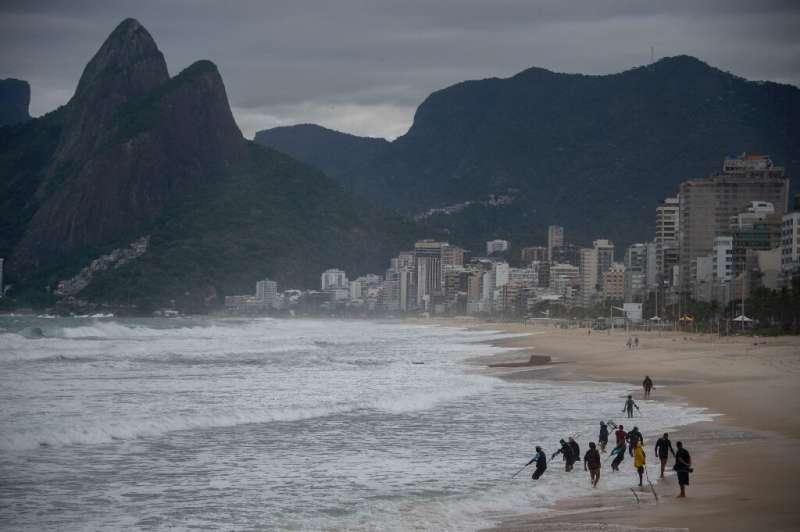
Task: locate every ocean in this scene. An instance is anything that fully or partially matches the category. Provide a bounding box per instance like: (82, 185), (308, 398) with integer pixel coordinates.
(0, 316), (712, 531)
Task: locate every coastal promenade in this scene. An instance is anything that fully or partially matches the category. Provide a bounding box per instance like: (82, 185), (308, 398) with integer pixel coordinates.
(441, 319), (800, 531)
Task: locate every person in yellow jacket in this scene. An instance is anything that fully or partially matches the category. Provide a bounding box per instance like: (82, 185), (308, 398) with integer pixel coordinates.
(633, 440), (646, 487)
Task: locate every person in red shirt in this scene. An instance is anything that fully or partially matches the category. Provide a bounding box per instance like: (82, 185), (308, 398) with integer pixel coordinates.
(615, 424), (627, 447)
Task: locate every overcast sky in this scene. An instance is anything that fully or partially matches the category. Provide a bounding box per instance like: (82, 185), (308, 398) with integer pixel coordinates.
(1, 0), (798, 139)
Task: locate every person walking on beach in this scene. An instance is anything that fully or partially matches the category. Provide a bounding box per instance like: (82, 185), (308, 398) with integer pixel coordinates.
(622, 395), (639, 418)
(674, 441), (692, 497)
(552, 439), (575, 472)
(610, 440), (626, 471)
(526, 446), (547, 480)
(598, 421), (609, 452)
(633, 440), (646, 486)
(584, 442), (601, 487)
(627, 426), (643, 457)
(643, 376), (653, 398)
(634, 336), (639, 349)
(626, 337), (632, 350)
(614, 424), (627, 448)
(655, 433), (676, 478)
(568, 437), (580, 463)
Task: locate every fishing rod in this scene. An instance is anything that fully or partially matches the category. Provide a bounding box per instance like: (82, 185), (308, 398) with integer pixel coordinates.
(510, 464), (528, 479)
(644, 466), (659, 502)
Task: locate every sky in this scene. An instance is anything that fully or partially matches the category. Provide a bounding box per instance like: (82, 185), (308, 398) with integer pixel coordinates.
(1, 0), (798, 140)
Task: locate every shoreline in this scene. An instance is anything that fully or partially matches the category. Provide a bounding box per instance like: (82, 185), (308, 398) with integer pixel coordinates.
(439, 318), (800, 531)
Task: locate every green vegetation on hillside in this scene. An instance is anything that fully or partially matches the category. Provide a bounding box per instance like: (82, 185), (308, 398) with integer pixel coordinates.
(81, 143), (420, 311)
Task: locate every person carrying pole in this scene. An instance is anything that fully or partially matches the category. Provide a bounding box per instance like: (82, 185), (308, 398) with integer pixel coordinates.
(623, 395), (640, 418)
(551, 439), (575, 472)
(568, 437), (580, 463)
(584, 442), (602, 487)
(610, 440), (626, 471)
(627, 426), (643, 457)
(598, 421), (609, 452)
(654, 433), (676, 478)
(522, 446), (547, 480)
(634, 440), (646, 487)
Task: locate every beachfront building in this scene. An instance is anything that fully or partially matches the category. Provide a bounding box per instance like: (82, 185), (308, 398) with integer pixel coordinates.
(521, 246), (548, 264)
(579, 247), (598, 307)
(321, 269), (348, 291)
(548, 225), (564, 261)
(602, 263), (625, 302)
(655, 196), (680, 287)
(0, 258), (3, 298)
(549, 263), (580, 301)
(256, 279), (278, 305)
(679, 154), (790, 291)
(550, 242), (580, 267)
(781, 212), (800, 283)
(730, 202), (782, 279)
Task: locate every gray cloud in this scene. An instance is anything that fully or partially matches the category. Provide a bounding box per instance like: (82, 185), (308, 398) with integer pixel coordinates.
(1, 0), (798, 139)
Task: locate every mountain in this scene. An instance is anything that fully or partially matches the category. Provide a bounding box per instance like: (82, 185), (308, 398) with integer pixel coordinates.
(0, 19), (418, 311)
(0, 78), (31, 126)
(254, 124), (389, 192)
(255, 56), (800, 251)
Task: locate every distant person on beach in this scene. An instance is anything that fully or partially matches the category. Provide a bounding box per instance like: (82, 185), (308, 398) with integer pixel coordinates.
(584, 442), (601, 487)
(623, 395), (639, 418)
(626, 337), (632, 349)
(643, 376), (653, 398)
(655, 433), (676, 478)
(633, 440), (646, 486)
(526, 446), (547, 480)
(598, 421), (609, 452)
(552, 439), (575, 472)
(674, 441), (692, 497)
(634, 336), (639, 349)
(627, 426), (643, 456)
(615, 424), (627, 447)
(610, 441), (626, 471)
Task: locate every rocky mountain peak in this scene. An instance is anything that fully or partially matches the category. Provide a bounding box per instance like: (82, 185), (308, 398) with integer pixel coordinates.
(52, 18), (169, 168)
(72, 18), (168, 103)
(0, 78), (31, 126)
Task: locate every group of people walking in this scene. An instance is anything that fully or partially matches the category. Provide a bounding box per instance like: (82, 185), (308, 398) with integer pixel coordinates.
(523, 386), (693, 498)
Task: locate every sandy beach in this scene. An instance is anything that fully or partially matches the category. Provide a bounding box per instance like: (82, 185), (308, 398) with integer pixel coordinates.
(441, 319), (800, 531)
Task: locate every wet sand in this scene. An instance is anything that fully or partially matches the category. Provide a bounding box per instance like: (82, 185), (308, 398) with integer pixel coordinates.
(442, 319), (800, 531)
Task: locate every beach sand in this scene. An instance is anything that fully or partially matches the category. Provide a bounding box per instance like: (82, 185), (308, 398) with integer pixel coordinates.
(442, 319), (800, 531)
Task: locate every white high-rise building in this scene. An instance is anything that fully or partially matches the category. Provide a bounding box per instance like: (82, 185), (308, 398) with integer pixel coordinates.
(321, 269), (348, 290)
(781, 212), (800, 274)
(255, 279), (278, 306)
(712, 236), (734, 283)
(493, 261), (509, 287)
(655, 196), (680, 284)
(486, 239), (510, 255)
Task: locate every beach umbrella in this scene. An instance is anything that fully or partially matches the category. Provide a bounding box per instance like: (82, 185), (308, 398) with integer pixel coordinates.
(732, 315), (753, 322)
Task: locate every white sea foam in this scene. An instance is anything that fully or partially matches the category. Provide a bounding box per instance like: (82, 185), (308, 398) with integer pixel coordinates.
(0, 317), (713, 531)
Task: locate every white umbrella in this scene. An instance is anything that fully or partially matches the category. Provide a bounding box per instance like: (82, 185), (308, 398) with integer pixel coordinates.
(732, 315), (753, 322)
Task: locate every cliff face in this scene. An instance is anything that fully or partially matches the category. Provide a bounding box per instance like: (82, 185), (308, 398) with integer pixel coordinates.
(0, 78), (31, 126)
(256, 56), (800, 250)
(9, 19), (245, 276)
(2, 18), (420, 309)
